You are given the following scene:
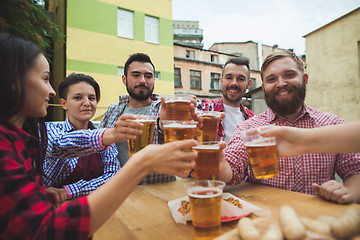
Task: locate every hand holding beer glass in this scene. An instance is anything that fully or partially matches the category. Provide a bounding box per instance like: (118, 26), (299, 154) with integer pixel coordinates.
(197, 111), (221, 142)
(162, 120), (198, 174)
(127, 115), (157, 157)
(241, 127), (279, 179)
(185, 180), (225, 240)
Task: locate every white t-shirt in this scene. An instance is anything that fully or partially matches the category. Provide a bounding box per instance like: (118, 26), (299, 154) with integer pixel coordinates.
(223, 104), (245, 144)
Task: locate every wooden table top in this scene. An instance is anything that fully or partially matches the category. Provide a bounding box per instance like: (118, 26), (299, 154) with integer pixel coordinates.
(93, 179), (360, 240)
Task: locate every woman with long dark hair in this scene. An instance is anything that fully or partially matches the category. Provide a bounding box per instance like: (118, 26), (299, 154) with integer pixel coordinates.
(0, 33), (197, 239)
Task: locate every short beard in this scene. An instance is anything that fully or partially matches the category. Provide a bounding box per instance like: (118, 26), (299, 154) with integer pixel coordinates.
(126, 81), (154, 101)
(264, 81), (306, 116)
(222, 87), (244, 103)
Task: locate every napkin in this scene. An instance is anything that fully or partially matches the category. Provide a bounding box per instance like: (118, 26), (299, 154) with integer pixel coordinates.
(168, 192), (270, 225)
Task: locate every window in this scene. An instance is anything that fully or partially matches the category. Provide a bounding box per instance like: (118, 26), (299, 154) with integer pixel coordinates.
(174, 68), (182, 88)
(190, 70), (201, 89)
(117, 9), (134, 39)
(145, 15), (159, 44)
(210, 73), (221, 90)
(211, 54), (218, 63)
(248, 78), (256, 91)
(154, 71), (160, 80)
(186, 50), (194, 59)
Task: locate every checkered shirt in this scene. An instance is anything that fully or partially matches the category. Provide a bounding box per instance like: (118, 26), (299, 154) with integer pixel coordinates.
(44, 118), (120, 199)
(0, 122), (90, 240)
(196, 96), (255, 141)
(225, 104), (360, 195)
(100, 95), (176, 184)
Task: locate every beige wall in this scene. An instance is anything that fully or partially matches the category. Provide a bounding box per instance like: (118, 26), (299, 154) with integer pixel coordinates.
(305, 8), (360, 122)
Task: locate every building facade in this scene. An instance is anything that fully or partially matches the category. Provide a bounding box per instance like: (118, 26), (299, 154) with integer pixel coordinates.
(173, 20), (203, 49)
(48, 0), (174, 121)
(304, 7), (360, 122)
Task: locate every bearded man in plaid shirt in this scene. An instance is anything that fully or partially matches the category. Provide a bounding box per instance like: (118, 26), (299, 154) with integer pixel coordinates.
(219, 50), (360, 204)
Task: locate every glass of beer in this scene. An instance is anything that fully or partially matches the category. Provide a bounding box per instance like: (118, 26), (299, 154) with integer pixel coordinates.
(184, 180), (225, 240)
(127, 115), (157, 157)
(162, 120), (198, 174)
(241, 127), (279, 179)
(193, 141), (221, 180)
(197, 111), (221, 142)
(164, 94), (192, 121)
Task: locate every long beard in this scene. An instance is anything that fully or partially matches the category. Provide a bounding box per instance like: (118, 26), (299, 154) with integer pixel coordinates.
(126, 82), (154, 101)
(264, 81), (306, 116)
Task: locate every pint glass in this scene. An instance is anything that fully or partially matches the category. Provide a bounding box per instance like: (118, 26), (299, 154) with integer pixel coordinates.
(162, 120), (198, 174)
(193, 141), (221, 180)
(184, 180), (225, 240)
(241, 127), (279, 179)
(127, 115), (157, 157)
(164, 94), (192, 121)
(197, 111), (221, 142)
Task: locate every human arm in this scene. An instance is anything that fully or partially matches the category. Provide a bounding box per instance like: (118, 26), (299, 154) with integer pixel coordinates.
(86, 139), (198, 235)
(311, 174), (360, 204)
(259, 122), (360, 156)
(46, 114), (142, 158)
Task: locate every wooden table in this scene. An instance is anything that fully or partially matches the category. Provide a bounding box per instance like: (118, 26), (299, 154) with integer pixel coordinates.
(93, 179), (360, 240)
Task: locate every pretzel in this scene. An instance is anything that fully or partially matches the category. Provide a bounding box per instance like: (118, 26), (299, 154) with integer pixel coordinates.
(224, 197), (243, 208)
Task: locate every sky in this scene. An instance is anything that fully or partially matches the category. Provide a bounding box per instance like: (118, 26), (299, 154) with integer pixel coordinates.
(172, 0), (360, 55)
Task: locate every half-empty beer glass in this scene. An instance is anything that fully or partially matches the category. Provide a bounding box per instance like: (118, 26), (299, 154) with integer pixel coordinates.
(197, 111), (221, 142)
(185, 180), (225, 240)
(241, 127), (279, 179)
(127, 115), (157, 157)
(164, 94), (192, 121)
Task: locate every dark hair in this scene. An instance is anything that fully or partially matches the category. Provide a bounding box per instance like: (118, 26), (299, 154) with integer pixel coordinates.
(261, 50), (305, 80)
(222, 56), (251, 79)
(59, 73), (101, 102)
(0, 32), (47, 175)
(123, 53), (155, 77)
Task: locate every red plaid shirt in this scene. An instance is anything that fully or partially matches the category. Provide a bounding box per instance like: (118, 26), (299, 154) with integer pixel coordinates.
(196, 97), (255, 141)
(0, 122), (91, 240)
(225, 105), (360, 195)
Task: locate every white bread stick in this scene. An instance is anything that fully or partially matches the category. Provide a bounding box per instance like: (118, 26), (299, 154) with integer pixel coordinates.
(279, 205), (306, 240)
(261, 222), (284, 240)
(237, 217), (261, 240)
(300, 216), (332, 238)
(330, 207), (360, 239)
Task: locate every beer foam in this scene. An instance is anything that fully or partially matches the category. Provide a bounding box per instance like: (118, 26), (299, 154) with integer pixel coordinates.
(129, 119), (156, 123)
(187, 187), (222, 198)
(244, 141), (276, 147)
(163, 123), (197, 128)
(165, 99), (191, 103)
(193, 145), (220, 150)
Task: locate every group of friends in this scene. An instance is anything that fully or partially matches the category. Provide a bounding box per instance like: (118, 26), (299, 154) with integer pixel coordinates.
(0, 32), (359, 239)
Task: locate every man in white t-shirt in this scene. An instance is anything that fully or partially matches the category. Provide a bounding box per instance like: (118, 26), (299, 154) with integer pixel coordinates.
(197, 56), (254, 143)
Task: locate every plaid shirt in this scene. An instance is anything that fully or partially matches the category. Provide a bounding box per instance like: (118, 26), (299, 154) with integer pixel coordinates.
(100, 95), (176, 184)
(225, 105), (360, 195)
(196, 97), (255, 141)
(44, 118), (120, 199)
(0, 122), (90, 240)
